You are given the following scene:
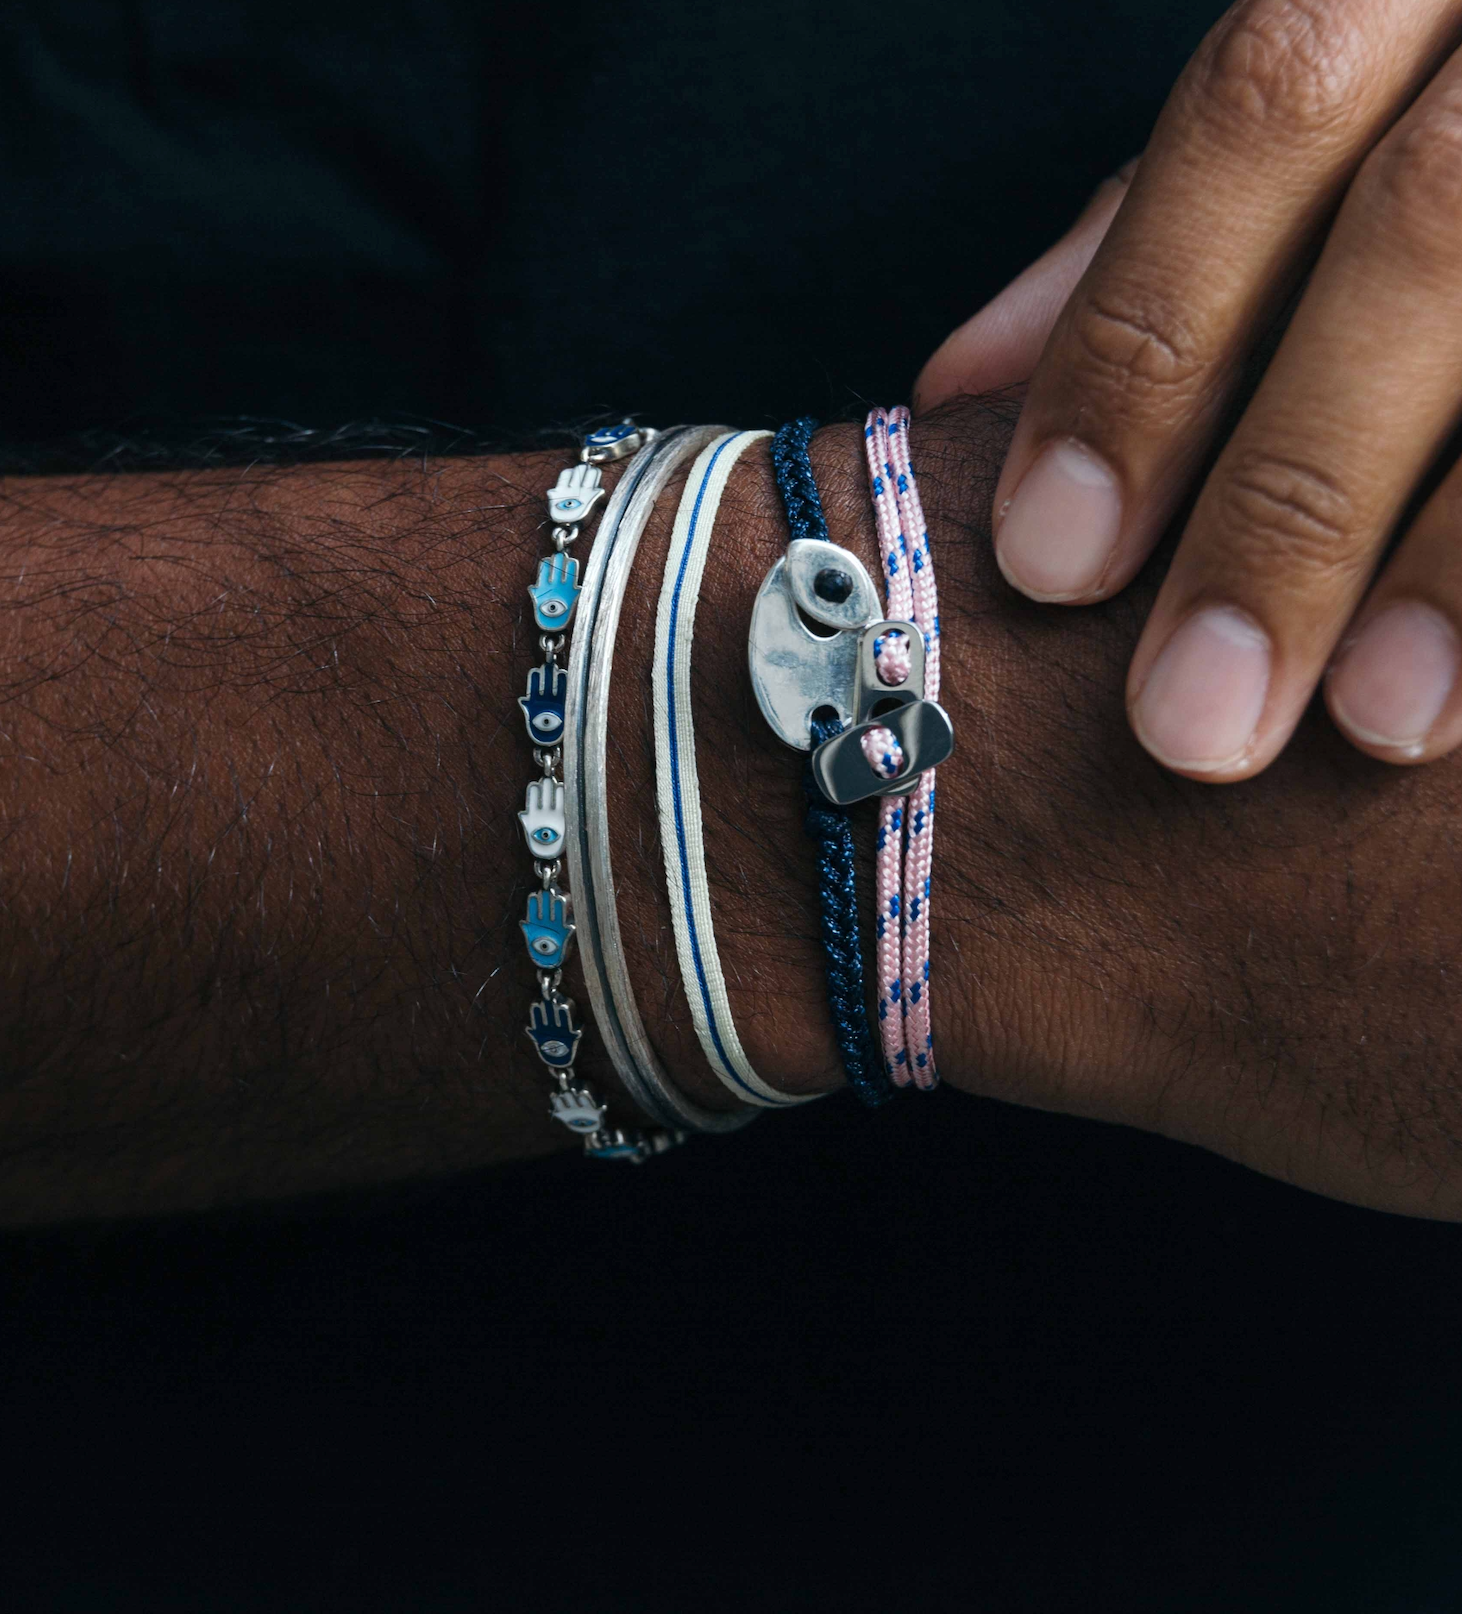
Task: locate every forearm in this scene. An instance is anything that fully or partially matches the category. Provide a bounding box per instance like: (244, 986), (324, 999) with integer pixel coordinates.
(2, 402), (1460, 1225)
(0, 434), (859, 1221)
(0, 449), (593, 1218)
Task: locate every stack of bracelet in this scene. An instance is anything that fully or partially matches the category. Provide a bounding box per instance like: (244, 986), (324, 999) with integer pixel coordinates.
(521, 410), (951, 1161)
(517, 421), (681, 1163)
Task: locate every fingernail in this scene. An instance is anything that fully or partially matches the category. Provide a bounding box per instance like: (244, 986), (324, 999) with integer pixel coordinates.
(1329, 601), (1459, 757)
(995, 438), (1123, 601)
(1131, 606), (1270, 773)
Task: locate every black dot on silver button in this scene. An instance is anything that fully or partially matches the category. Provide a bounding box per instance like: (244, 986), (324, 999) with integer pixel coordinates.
(813, 568), (854, 604)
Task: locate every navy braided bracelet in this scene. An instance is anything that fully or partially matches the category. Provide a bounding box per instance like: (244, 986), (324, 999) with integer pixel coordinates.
(772, 419), (892, 1109)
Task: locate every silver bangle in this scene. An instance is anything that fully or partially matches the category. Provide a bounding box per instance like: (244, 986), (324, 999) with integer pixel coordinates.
(564, 424), (757, 1137)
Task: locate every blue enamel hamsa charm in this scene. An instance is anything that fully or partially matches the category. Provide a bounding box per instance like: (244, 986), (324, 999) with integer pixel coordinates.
(526, 993), (582, 1069)
(529, 553), (581, 632)
(581, 421), (654, 463)
(521, 887), (575, 969)
(519, 662), (567, 745)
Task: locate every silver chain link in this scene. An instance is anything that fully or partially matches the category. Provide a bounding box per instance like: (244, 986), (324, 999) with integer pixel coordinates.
(515, 423), (678, 1163)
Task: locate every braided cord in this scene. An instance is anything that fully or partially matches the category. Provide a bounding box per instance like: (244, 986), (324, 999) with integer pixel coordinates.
(773, 419), (892, 1109)
(886, 408), (940, 1084)
(770, 416), (832, 546)
(865, 409), (914, 1082)
(864, 406), (941, 1087)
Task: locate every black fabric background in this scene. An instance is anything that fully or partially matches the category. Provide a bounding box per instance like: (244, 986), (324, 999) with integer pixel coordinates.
(3, 4), (1461, 1609)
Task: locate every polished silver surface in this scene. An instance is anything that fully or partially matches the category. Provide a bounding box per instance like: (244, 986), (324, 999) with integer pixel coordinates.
(581, 420), (656, 464)
(748, 541), (878, 750)
(785, 537), (880, 632)
(854, 619), (925, 799)
(854, 619), (924, 721)
(565, 424), (755, 1136)
(810, 699), (956, 807)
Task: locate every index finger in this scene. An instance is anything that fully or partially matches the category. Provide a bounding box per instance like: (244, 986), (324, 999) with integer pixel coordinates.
(990, 0), (1459, 606)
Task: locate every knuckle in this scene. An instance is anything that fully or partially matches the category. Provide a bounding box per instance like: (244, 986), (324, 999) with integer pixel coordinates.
(1359, 94), (1462, 262)
(1181, 0), (1365, 145)
(1065, 279), (1208, 405)
(1215, 448), (1362, 581)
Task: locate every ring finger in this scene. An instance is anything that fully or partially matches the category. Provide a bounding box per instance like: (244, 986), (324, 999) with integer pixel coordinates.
(1326, 458), (1462, 764)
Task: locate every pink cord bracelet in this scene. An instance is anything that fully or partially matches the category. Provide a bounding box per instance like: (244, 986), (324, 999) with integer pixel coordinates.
(864, 406), (942, 1088)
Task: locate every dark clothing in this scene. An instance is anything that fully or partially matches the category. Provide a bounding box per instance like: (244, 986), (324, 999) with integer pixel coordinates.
(6, 1), (1212, 442)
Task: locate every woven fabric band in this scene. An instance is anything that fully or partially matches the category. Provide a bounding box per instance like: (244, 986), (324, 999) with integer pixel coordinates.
(653, 429), (814, 1108)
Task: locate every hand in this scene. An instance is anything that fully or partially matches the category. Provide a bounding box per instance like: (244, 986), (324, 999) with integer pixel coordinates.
(528, 553), (580, 632)
(919, 0), (1462, 783)
(520, 888), (575, 969)
(518, 777), (566, 860)
(518, 661), (567, 745)
(817, 404), (1462, 1218)
(545, 462), (605, 529)
(525, 996), (581, 1069)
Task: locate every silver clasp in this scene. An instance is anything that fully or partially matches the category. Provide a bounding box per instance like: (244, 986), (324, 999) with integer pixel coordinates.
(809, 699), (955, 807)
(748, 539), (952, 802)
(747, 538), (881, 749)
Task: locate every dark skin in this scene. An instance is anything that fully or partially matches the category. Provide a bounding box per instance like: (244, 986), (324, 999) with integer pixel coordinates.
(0, 397), (1458, 1224)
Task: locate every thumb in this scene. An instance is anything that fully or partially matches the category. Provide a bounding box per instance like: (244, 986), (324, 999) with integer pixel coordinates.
(913, 156), (1141, 414)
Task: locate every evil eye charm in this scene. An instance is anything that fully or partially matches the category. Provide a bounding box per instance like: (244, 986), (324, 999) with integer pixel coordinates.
(529, 553), (581, 631)
(546, 463), (605, 529)
(582, 421), (649, 462)
(521, 887), (575, 969)
(519, 661), (567, 745)
(519, 777), (566, 860)
(527, 995), (582, 1069)
(550, 1085), (605, 1134)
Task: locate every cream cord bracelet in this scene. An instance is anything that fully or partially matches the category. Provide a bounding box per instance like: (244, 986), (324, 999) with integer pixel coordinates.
(653, 429), (816, 1109)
